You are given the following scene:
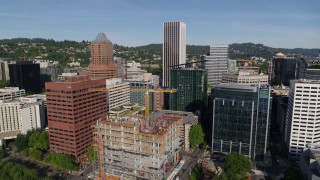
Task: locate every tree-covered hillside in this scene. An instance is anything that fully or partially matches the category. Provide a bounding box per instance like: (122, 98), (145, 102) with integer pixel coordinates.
(0, 38), (318, 68)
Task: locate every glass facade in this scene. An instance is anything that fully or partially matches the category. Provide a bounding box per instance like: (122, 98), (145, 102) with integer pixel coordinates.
(169, 68), (207, 112)
(212, 85), (271, 159)
(9, 61), (41, 94)
(129, 81), (154, 110)
(272, 58), (297, 86)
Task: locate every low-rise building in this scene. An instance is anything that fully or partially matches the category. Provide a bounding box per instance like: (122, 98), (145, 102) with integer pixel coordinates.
(0, 87), (26, 102)
(221, 71), (268, 85)
(58, 72), (78, 81)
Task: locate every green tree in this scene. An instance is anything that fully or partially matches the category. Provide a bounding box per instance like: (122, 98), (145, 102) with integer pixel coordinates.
(189, 124), (205, 149)
(15, 134), (28, 152)
(0, 80), (10, 88)
(0, 146), (3, 159)
(28, 130), (49, 151)
(28, 147), (43, 160)
(88, 145), (96, 163)
(0, 160), (38, 180)
(45, 153), (78, 170)
(190, 164), (202, 180)
(223, 153), (251, 179)
(213, 173), (228, 180)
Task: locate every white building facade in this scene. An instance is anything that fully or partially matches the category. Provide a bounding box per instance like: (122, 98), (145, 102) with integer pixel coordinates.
(0, 97), (45, 134)
(106, 78), (130, 111)
(0, 87), (26, 102)
(285, 80), (320, 160)
(205, 45), (229, 86)
(221, 71), (268, 85)
(0, 60), (10, 80)
(0, 101), (21, 132)
(162, 22), (186, 87)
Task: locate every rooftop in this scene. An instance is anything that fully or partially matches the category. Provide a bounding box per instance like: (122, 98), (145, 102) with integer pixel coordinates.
(214, 84), (269, 92)
(49, 75), (102, 83)
(293, 79), (320, 84)
(0, 87), (24, 92)
(99, 110), (198, 136)
(93, 32), (111, 43)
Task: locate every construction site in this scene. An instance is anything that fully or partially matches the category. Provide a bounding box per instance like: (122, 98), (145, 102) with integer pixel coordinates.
(93, 110), (198, 180)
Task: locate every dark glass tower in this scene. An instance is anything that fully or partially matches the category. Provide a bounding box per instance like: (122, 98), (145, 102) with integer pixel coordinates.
(9, 61), (41, 94)
(169, 68), (207, 112)
(211, 84), (271, 159)
(271, 53), (297, 86)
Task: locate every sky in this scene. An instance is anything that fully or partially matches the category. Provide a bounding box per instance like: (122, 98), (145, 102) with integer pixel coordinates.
(0, 0), (320, 48)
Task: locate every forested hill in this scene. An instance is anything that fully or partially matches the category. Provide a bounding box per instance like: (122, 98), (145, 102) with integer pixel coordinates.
(0, 38), (318, 68)
(134, 43), (319, 59)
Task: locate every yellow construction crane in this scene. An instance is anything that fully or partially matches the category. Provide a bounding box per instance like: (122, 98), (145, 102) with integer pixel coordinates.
(88, 82), (176, 121)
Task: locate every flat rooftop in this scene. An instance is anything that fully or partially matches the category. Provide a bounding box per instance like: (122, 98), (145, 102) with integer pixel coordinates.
(0, 130), (20, 140)
(100, 110), (198, 136)
(293, 79), (320, 84)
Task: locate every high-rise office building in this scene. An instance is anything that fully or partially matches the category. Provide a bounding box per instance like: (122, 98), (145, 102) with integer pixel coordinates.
(162, 22), (186, 87)
(113, 57), (127, 79)
(269, 53), (297, 86)
(46, 76), (107, 162)
(0, 60), (10, 81)
(9, 61), (41, 94)
(212, 84), (271, 159)
(205, 45), (229, 86)
(285, 80), (320, 160)
(169, 68), (207, 112)
(86, 32), (118, 79)
(297, 58), (320, 80)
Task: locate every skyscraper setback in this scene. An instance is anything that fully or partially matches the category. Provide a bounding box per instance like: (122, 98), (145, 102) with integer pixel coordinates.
(86, 32), (118, 79)
(162, 22), (186, 87)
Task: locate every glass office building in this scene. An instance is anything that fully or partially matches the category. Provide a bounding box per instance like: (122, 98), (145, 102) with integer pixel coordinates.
(211, 84), (271, 159)
(169, 68), (207, 112)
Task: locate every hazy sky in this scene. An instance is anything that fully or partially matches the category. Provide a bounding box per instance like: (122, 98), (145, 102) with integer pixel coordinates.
(1, 0), (319, 48)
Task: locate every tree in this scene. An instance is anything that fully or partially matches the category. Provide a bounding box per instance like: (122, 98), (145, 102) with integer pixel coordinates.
(45, 153), (78, 170)
(15, 134), (28, 152)
(190, 164), (202, 180)
(189, 124), (205, 149)
(28, 147), (43, 160)
(0, 80), (10, 88)
(88, 145), (96, 163)
(0, 160), (38, 180)
(213, 173), (228, 180)
(28, 130), (49, 151)
(223, 153), (251, 179)
(0, 147), (3, 159)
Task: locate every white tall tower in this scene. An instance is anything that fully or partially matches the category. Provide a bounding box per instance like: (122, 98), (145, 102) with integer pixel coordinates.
(205, 45), (228, 86)
(285, 79), (320, 160)
(162, 22), (186, 87)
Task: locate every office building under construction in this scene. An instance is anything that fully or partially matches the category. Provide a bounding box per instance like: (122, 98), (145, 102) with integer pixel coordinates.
(93, 110), (198, 180)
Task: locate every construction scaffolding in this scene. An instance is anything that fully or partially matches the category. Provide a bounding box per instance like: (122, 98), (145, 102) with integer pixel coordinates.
(93, 114), (184, 180)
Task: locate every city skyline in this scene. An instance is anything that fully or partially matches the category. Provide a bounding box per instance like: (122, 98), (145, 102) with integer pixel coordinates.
(0, 0), (320, 48)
